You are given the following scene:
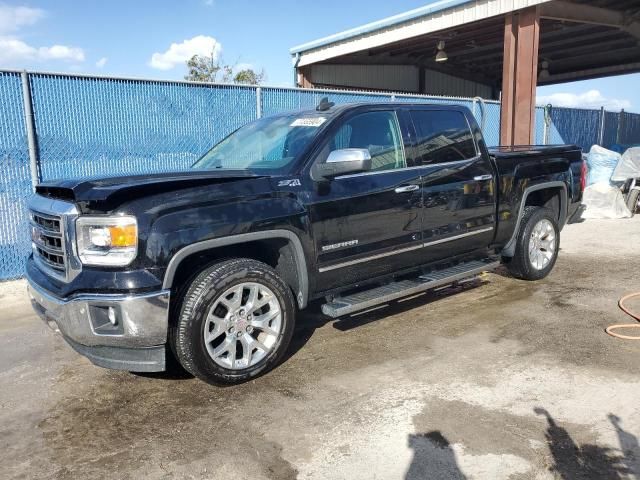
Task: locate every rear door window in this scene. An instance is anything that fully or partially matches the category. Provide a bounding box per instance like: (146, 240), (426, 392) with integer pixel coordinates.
(410, 110), (477, 164)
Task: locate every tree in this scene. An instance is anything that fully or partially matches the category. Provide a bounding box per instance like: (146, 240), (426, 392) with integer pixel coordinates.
(233, 68), (266, 85)
(184, 52), (265, 85)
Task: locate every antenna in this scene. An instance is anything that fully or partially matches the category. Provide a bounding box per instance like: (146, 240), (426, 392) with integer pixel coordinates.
(316, 97), (335, 112)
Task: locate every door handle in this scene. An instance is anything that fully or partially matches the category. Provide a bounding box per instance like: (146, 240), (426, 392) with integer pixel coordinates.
(473, 174), (493, 181)
(395, 185), (420, 193)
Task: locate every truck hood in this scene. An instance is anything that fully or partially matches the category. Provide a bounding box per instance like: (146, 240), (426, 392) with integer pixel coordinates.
(35, 170), (268, 209)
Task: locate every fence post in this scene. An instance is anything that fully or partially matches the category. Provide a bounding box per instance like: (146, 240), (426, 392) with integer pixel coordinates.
(598, 106), (605, 146)
(21, 70), (40, 189)
(617, 109), (625, 145)
(390, 94), (396, 102)
(256, 86), (262, 119)
(543, 104), (552, 145)
(472, 97), (486, 134)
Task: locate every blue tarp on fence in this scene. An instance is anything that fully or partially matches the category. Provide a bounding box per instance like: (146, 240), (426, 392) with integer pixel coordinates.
(1, 70), (639, 280)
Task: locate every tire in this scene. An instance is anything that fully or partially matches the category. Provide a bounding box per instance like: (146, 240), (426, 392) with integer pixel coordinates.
(504, 206), (560, 281)
(626, 189), (639, 216)
(170, 258), (296, 386)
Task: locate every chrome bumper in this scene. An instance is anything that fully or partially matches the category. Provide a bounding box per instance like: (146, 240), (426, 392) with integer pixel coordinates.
(27, 275), (170, 372)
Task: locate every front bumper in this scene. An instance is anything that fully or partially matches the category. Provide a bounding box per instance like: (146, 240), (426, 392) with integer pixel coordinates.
(27, 274), (170, 372)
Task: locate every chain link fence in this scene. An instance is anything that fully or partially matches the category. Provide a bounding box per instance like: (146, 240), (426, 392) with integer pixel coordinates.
(0, 72), (32, 279)
(1, 69), (639, 280)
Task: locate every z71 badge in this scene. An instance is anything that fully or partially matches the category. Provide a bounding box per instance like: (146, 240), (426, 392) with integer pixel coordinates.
(278, 179), (302, 187)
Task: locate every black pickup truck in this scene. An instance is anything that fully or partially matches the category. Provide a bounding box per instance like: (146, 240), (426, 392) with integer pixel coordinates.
(27, 100), (584, 385)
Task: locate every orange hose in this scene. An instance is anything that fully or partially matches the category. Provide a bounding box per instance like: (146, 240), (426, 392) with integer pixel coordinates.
(606, 292), (640, 340)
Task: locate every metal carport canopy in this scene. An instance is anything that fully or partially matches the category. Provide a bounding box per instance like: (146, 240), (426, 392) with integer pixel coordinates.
(290, 0), (640, 145)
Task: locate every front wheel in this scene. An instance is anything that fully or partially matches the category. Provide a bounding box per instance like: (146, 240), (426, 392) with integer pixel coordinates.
(170, 258), (296, 385)
(503, 206), (560, 281)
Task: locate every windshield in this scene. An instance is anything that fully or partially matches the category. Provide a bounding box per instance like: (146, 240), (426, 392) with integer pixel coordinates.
(192, 113), (329, 172)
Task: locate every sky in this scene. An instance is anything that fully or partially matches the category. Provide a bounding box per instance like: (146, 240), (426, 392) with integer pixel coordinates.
(0, 0), (638, 112)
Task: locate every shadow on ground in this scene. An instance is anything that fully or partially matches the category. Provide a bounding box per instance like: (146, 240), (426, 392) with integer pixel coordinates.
(406, 431), (466, 480)
(536, 408), (639, 479)
(404, 410), (639, 479)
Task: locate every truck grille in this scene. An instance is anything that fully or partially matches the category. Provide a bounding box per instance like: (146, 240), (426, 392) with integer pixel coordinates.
(30, 210), (66, 276)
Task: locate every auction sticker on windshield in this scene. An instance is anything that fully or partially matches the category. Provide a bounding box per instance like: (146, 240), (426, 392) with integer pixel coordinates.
(291, 117), (326, 127)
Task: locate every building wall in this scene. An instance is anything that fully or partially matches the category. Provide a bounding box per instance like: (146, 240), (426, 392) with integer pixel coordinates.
(306, 64), (494, 99)
(307, 64), (419, 92)
(422, 69), (494, 99)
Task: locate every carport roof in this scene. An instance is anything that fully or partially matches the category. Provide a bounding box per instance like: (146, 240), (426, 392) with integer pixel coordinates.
(291, 0), (640, 87)
(289, 0), (476, 54)
(290, 0), (552, 64)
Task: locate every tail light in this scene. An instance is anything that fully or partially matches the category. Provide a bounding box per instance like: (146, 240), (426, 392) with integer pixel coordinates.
(580, 158), (587, 192)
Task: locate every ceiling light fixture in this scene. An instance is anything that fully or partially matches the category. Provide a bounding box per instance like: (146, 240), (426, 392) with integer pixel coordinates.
(539, 60), (550, 80)
(435, 40), (448, 63)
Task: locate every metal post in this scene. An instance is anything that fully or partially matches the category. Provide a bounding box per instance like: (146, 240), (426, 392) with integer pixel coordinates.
(21, 70), (39, 189)
(256, 86), (262, 119)
(617, 109), (625, 145)
(543, 104), (552, 145)
(598, 106), (605, 146)
(390, 94), (396, 101)
(472, 97), (486, 134)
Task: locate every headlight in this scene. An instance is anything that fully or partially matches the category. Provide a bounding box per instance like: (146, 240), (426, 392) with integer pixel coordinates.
(76, 216), (138, 266)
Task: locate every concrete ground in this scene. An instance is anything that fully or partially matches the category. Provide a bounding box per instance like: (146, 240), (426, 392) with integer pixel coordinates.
(1, 217), (640, 480)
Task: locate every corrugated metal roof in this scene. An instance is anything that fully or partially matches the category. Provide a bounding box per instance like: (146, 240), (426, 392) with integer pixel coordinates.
(290, 0), (474, 54)
(291, 0), (553, 66)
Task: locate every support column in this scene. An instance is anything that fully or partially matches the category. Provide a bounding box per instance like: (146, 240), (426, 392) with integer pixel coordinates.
(500, 7), (540, 145)
(297, 67), (313, 88)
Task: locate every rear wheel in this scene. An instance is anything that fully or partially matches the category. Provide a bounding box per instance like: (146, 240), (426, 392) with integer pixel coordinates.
(504, 206), (559, 281)
(170, 258), (296, 385)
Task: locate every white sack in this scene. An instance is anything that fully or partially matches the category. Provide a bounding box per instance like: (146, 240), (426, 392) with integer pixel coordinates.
(581, 182), (632, 219)
(611, 147), (640, 182)
(587, 145), (621, 186)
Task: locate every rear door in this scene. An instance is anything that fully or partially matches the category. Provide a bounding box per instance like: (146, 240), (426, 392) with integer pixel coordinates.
(409, 108), (496, 262)
(306, 107), (424, 291)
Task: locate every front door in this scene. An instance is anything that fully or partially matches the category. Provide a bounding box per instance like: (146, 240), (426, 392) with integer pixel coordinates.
(306, 108), (423, 291)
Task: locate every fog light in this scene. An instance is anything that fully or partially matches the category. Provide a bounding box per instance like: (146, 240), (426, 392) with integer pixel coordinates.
(108, 307), (118, 326)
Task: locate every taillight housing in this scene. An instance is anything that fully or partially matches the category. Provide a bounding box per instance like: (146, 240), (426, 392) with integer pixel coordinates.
(580, 158), (588, 192)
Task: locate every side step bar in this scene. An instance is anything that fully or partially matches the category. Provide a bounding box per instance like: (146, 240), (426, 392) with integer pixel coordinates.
(321, 258), (500, 318)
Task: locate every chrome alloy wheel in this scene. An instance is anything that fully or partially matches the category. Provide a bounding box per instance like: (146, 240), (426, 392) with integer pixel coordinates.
(203, 282), (282, 370)
(528, 218), (557, 270)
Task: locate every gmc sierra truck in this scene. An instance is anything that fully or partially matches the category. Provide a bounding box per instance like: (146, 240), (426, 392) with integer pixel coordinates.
(27, 100), (584, 385)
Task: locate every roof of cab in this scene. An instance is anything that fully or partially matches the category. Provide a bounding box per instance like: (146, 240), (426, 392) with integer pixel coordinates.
(288, 102), (470, 118)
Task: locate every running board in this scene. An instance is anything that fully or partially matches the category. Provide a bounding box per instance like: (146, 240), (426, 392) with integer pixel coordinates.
(321, 258), (500, 318)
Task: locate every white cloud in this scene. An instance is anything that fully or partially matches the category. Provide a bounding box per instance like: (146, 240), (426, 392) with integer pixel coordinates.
(39, 44), (84, 61)
(0, 4), (44, 34)
(0, 5), (85, 67)
(96, 56), (108, 68)
(0, 37), (84, 65)
(537, 90), (631, 111)
(149, 35), (221, 70)
(203, 0), (214, 5)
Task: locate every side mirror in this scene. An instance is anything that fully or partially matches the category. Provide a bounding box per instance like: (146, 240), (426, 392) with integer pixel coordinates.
(313, 148), (372, 180)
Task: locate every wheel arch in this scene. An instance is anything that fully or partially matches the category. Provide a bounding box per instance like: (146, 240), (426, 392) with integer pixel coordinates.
(162, 230), (309, 308)
(501, 181), (567, 257)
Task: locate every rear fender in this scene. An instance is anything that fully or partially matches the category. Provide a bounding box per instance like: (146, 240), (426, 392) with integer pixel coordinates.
(501, 181), (567, 257)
